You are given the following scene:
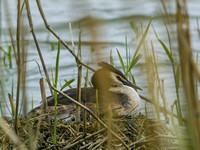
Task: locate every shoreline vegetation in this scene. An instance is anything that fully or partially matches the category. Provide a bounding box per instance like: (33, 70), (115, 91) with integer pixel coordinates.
(0, 0), (200, 149)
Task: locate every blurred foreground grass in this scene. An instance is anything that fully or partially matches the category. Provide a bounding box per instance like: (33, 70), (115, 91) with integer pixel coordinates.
(0, 0), (200, 150)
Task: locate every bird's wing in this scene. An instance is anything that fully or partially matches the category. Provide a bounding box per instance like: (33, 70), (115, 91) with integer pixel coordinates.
(46, 87), (97, 106)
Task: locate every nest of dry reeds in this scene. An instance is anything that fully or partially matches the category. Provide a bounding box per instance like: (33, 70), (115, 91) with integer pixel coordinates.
(0, 114), (177, 150)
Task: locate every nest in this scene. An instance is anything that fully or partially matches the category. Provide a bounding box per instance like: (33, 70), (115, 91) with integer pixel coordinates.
(0, 114), (177, 150)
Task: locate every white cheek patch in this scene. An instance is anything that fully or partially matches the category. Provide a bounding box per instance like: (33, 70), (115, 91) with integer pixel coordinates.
(108, 85), (141, 116)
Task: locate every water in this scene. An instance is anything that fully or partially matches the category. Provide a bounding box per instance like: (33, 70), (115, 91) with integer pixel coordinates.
(0, 0), (200, 116)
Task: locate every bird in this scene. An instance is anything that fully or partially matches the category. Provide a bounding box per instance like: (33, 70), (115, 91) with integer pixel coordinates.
(29, 62), (141, 121)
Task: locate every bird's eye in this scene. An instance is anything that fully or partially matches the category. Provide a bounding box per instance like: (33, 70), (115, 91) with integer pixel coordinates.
(111, 84), (118, 87)
(116, 75), (121, 80)
(116, 75), (125, 83)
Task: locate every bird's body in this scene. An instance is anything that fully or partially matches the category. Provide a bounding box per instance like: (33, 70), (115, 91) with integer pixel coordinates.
(29, 62), (141, 121)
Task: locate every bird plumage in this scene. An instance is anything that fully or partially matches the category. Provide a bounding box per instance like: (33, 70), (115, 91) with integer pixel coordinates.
(29, 62), (141, 120)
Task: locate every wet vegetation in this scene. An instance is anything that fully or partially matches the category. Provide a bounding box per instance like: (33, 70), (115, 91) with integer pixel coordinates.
(0, 0), (200, 150)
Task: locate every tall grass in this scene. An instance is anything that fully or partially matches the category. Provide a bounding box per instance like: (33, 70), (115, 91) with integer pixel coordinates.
(0, 0), (200, 149)
(126, 17), (152, 76)
(158, 36), (183, 125)
(176, 1), (200, 149)
(52, 40), (61, 143)
(76, 26), (82, 129)
(14, 0), (22, 133)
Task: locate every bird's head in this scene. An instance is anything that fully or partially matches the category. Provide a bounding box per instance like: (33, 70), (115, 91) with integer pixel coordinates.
(91, 62), (141, 93)
(91, 62), (141, 117)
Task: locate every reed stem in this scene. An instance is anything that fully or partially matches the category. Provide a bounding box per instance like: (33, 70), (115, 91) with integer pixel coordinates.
(14, 0), (21, 134)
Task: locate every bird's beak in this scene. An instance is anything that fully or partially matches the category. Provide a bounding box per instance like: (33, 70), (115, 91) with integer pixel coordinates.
(125, 80), (142, 90)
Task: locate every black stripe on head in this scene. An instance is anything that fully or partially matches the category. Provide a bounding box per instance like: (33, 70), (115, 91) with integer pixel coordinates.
(98, 61), (142, 90)
(98, 62), (127, 80)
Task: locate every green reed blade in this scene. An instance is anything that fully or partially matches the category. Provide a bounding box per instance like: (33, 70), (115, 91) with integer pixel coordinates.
(125, 35), (129, 67)
(61, 79), (75, 91)
(158, 38), (183, 124)
(31, 96), (34, 109)
(130, 20), (139, 37)
(127, 17), (153, 74)
(53, 39), (61, 143)
(126, 53), (142, 74)
(175, 65), (180, 91)
(134, 16), (153, 58)
(116, 48), (125, 73)
(158, 39), (174, 64)
(51, 42), (55, 51)
(8, 45), (12, 68)
(55, 40), (61, 86)
(131, 74), (136, 84)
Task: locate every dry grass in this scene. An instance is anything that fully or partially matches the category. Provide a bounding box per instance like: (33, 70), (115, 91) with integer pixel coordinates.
(0, 0), (199, 150)
(0, 114), (176, 150)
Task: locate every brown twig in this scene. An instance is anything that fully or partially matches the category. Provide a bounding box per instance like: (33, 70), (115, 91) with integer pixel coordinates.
(139, 95), (184, 121)
(35, 0), (95, 72)
(24, 0), (53, 95)
(76, 64), (82, 129)
(48, 84), (130, 150)
(90, 137), (107, 150)
(39, 78), (50, 123)
(75, 27), (82, 129)
(14, 0), (21, 134)
(8, 93), (16, 118)
(0, 118), (28, 150)
(63, 128), (106, 149)
(20, 24), (28, 116)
